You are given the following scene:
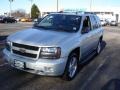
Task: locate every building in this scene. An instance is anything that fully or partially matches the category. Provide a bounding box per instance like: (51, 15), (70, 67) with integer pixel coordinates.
(89, 7), (120, 22)
(41, 7), (120, 22)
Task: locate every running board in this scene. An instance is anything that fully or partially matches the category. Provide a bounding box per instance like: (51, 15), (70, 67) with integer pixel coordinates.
(80, 51), (96, 65)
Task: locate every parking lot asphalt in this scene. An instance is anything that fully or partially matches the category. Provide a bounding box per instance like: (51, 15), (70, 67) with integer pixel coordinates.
(0, 22), (33, 36)
(0, 23), (120, 90)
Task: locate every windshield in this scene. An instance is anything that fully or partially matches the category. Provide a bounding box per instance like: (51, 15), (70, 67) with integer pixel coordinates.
(34, 14), (81, 32)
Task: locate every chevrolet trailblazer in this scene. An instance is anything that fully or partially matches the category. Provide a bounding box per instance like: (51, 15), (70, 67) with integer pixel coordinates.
(3, 13), (104, 80)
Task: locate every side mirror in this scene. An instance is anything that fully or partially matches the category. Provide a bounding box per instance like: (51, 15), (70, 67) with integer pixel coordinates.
(33, 18), (42, 26)
(34, 18), (42, 23)
(34, 19), (38, 22)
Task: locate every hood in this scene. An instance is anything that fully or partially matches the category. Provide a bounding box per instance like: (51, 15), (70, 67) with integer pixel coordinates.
(8, 28), (75, 46)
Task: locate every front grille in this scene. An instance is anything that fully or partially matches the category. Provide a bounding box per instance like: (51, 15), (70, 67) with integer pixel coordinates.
(12, 43), (39, 51)
(12, 50), (37, 58)
(12, 42), (39, 59)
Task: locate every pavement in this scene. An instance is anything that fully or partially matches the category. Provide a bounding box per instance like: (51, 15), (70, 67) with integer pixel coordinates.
(0, 22), (33, 36)
(0, 23), (120, 90)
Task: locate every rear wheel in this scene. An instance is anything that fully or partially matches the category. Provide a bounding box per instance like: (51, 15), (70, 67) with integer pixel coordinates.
(4, 21), (8, 24)
(96, 40), (102, 54)
(14, 20), (17, 23)
(62, 53), (78, 81)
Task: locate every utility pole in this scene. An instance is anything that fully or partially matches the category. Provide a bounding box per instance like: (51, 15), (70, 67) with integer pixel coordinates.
(90, 0), (92, 12)
(29, 0), (33, 18)
(57, 0), (59, 12)
(9, 0), (13, 17)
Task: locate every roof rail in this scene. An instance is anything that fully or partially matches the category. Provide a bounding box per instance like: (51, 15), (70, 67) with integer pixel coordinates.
(57, 10), (84, 15)
(58, 10), (96, 15)
(84, 12), (96, 14)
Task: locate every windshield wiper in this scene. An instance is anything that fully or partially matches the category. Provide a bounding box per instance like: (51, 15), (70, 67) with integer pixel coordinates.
(55, 25), (74, 32)
(33, 25), (77, 32)
(34, 25), (50, 29)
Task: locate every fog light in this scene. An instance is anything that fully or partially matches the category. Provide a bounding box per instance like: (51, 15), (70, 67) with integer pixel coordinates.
(44, 67), (54, 72)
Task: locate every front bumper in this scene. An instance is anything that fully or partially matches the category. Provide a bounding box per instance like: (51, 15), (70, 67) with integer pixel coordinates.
(110, 23), (117, 26)
(3, 49), (67, 76)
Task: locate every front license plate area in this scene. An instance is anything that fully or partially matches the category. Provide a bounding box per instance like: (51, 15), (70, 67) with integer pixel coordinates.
(14, 60), (24, 68)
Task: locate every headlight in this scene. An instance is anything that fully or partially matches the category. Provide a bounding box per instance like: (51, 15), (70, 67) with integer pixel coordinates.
(5, 40), (11, 51)
(39, 47), (61, 59)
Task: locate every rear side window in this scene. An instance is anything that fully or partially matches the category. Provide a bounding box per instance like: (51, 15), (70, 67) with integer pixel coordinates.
(95, 16), (101, 28)
(90, 15), (101, 30)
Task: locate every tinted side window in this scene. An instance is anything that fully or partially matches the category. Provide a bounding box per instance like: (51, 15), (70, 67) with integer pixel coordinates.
(90, 16), (98, 30)
(95, 16), (101, 28)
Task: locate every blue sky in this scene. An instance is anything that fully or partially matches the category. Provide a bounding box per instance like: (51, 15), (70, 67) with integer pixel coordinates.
(0, 0), (120, 14)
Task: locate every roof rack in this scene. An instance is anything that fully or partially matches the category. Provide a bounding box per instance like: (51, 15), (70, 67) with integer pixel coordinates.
(84, 12), (96, 14)
(58, 10), (96, 15)
(61, 10), (84, 14)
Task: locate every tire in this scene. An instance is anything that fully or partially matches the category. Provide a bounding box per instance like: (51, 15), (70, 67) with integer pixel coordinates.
(62, 53), (78, 81)
(4, 21), (8, 24)
(14, 20), (17, 23)
(96, 40), (102, 55)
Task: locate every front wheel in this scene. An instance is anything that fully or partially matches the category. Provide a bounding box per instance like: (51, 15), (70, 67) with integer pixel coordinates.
(96, 40), (102, 55)
(62, 53), (78, 81)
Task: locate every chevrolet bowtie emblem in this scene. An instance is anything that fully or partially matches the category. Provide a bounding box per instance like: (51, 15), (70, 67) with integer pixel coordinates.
(19, 48), (26, 53)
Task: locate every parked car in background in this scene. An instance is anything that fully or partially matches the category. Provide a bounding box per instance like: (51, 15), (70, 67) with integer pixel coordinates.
(110, 20), (118, 26)
(106, 18), (113, 25)
(20, 18), (32, 22)
(0, 17), (17, 23)
(0, 16), (4, 22)
(20, 18), (27, 22)
(100, 19), (107, 26)
(15, 17), (21, 22)
(105, 19), (110, 25)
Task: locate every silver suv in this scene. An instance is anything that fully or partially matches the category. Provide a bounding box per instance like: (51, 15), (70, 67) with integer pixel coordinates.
(3, 13), (104, 80)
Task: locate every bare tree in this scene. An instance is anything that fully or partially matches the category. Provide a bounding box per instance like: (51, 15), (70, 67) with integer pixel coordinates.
(11, 9), (26, 17)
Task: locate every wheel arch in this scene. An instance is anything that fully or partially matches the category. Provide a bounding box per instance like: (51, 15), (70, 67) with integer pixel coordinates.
(100, 36), (103, 42)
(68, 47), (81, 61)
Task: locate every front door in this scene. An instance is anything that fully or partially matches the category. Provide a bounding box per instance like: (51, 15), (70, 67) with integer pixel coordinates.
(80, 16), (94, 59)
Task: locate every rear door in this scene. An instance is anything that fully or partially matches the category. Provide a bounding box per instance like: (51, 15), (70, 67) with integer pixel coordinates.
(89, 15), (101, 49)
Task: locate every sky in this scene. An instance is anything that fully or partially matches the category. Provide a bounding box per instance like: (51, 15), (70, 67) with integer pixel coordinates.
(0, 0), (120, 15)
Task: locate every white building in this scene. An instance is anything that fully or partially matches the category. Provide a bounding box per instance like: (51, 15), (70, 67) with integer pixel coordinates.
(41, 6), (120, 22)
(88, 7), (120, 22)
